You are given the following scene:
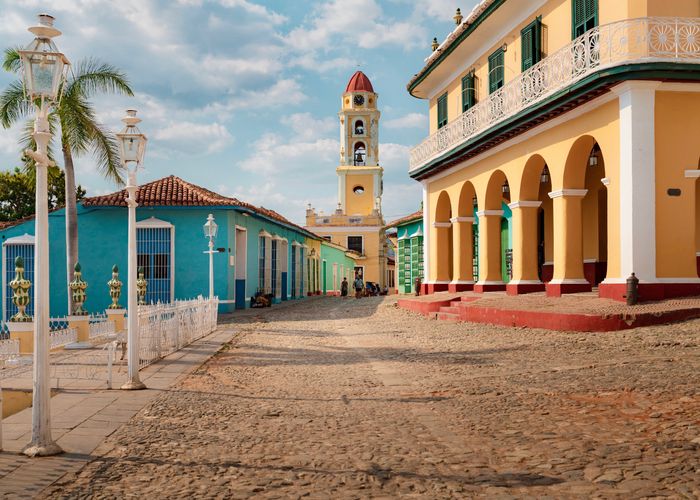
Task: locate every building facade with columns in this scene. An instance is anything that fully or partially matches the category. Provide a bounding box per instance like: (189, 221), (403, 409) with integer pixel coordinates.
(305, 71), (389, 287)
(407, 0), (700, 301)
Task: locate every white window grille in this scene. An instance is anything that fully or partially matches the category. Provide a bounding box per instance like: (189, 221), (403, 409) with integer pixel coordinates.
(137, 218), (174, 305)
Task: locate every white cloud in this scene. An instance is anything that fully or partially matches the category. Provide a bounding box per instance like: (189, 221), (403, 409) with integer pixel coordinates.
(239, 133), (338, 175)
(284, 0), (426, 74)
(205, 79), (308, 113)
(379, 143), (411, 170)
(384, 112), (426, 130)
(280, 113), (336, 141)
(154, 121), (233, 154)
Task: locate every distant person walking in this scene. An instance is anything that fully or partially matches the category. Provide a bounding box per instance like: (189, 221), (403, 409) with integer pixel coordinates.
(353, 274), (364, 299)
(341, 277), (348, 298)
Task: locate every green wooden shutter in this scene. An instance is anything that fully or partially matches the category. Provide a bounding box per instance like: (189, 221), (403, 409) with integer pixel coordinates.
(437, 93), (448, 128)
(461, 72), (476, 112)
(572, 0), (597, 38)
(488, 49), (504, 94)
(521, 18), (542, 71)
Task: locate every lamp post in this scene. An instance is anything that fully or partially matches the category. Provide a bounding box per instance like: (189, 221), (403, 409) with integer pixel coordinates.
(116, 110), (147, 391)
(203, 214), (218, 299)
(18, 13), (69, 458)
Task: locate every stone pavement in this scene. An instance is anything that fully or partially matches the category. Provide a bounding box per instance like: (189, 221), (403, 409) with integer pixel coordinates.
(0, 326), (235, 498)
(39, 296), (700, 498)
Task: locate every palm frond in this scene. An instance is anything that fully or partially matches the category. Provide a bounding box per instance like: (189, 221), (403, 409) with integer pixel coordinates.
(2, 46), (22, 73)
(65, 58), (134, 100)
(0, 80), (30, 128)
(86, 123), (125, 186)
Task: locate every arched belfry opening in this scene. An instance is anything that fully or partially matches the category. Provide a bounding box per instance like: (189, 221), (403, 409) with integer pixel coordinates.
(354, 120), (364, 135)
(353, 142), (366, 166)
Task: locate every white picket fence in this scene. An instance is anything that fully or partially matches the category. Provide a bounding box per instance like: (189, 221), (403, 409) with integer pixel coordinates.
(0, 338), (19, 367)
(137, 296), (218, 370)
(89, 319), (116, 339)
(49, 327), (78, 349)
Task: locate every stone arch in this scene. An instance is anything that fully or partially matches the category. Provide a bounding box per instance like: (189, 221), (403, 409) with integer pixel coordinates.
(475, 170), (511, 288)
(511, 154), (552, 289)
(548, 135), (608, 294)
(434, 191), (453, 282)
(454, 181), (478, 287)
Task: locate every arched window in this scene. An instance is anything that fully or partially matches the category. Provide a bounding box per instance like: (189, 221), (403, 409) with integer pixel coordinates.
(353, 142), (366, 166)
(354, 120), (364, 135)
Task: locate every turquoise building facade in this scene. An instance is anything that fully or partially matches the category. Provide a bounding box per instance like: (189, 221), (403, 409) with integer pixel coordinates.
(0, 176), (355, 319)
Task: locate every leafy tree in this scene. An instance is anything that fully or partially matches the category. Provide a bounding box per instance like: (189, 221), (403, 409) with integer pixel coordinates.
(0, 167), (85, 222)
(1, 47), (133, 310)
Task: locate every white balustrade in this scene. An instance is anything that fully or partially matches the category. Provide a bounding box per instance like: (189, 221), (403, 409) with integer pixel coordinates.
(49, 327), (77, 349)
(137, 296), (218, 370)
(89, 319), (116, 339)
(410, 17), (700, 171)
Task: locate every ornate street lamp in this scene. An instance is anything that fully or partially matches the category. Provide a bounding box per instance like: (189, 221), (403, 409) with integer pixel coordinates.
(116, 110), (147, 391)
(18, 13), (69, 458)
(203, 214), (218, 299)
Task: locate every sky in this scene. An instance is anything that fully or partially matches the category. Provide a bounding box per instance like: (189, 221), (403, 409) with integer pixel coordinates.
(0, 0), (479, 225)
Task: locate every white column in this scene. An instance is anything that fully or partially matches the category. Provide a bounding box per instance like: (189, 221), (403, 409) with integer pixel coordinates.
(208, 239), (214, 299)
(122, 170), (145, 391)
(421, 181), (430, 283)
(614, 81), (660, 281)
(338, 172), (346, 212)
(25, 102), (62, 456)
(264, 235), (272, 293)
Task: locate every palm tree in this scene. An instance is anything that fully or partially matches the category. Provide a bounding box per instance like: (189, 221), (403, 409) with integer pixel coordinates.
(1, 47), (134, 313)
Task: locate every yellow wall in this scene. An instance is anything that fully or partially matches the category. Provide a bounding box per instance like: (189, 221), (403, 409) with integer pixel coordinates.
(426, 99), (621, 281)
(654, 91), (700, 278)
(345, 173), (376, 214)
(328, 230), (384, 284)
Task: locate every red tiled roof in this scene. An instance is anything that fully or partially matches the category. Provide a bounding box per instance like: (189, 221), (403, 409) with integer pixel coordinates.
(385, 209), (423, 230)
(82, 175), (244, 207)
(345, 71), (374, 93)
(82, 175), (318, 239)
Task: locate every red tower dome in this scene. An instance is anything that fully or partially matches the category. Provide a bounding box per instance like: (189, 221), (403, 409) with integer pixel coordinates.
(345, 71), (374, 93)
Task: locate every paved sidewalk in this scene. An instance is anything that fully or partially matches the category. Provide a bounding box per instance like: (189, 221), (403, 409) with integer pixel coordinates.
(0, 325), (235, 498)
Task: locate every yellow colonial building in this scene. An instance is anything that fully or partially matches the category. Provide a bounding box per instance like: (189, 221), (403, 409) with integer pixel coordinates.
(408, 0), (700, 301)
(306, 71), (388, 286)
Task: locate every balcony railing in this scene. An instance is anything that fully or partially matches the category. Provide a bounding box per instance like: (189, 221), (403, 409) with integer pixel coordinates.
(409, 17), (700, 172)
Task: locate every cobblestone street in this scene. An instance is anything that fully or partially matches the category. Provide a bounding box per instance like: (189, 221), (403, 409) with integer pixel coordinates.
(44, 296), (700, 498)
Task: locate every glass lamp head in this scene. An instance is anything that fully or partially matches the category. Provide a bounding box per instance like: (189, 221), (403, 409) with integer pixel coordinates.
(203, 214), (218, 241)
(116, 110), (147, 165)
(19, 14), (69, 101)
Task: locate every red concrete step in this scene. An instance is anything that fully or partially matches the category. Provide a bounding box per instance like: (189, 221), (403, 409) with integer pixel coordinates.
(439, 306), (461, 315)
(437, 311), (460, 322)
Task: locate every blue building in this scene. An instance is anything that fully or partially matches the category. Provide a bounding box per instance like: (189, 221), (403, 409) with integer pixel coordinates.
(0, 176), (350, 319)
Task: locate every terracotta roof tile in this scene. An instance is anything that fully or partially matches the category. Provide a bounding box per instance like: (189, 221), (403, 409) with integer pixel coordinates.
(385, 209), (423, 230)
(82, 175), (244, 208)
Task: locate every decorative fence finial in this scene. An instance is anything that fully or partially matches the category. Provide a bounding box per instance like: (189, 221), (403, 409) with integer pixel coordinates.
(9, 255), (32, 322)
(136, 266), (148, 305)
(69, 262), (88, 315)
(107, 264), (123, 309)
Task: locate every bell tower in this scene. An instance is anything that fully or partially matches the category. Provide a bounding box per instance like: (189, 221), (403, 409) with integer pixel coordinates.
(337, 71), (382, 216)
(304, 71), (388, 288)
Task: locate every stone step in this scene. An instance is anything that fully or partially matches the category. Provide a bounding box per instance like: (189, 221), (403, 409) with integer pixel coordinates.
(436, 312), (460, 322)
(439, 306), (460, 315)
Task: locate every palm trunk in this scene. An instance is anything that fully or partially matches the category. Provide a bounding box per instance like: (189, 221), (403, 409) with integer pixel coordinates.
(63, 142), (79, 315)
